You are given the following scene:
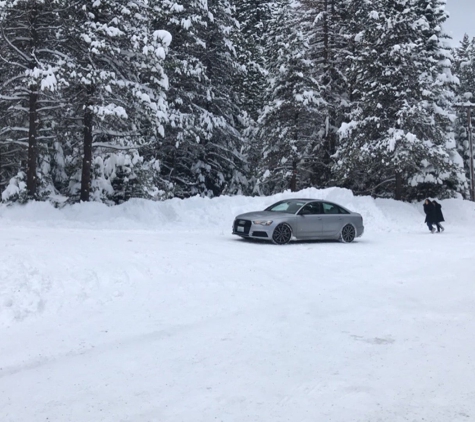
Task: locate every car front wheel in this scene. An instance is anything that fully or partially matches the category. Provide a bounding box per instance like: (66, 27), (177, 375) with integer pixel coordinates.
(340, 224), (356, 243)
(272, 223), (292, 245)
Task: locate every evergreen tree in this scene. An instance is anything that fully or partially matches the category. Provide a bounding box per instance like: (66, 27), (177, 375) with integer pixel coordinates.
(154, 0), (246, 198)
(61, 0), (170, 201)
(334, 0), (461, 200)
(452, 34), (475, 196)
(234, 0), (273, 192)
(234, 0), (272, 122)
(1, 0), (470, 205)
(255, 0), (326, 195)
(0, 0), (67, 199)
(300, 0), (348, 186)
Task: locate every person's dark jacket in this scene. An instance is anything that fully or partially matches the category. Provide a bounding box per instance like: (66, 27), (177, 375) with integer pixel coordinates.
(424, 202), (436, 224)
(433, 202), (445, 223)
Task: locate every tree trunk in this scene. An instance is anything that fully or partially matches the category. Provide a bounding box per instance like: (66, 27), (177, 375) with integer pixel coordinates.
(323, 0), (329, 63)
(26, 5), (39, 198)
(80, 96), (94, 202)
(290, 160), (298, 192)
(27, 88), (38, 198)
(291, 111), (299, 192)
(395, 171), (403, 201)
(320, 0), (336, 184)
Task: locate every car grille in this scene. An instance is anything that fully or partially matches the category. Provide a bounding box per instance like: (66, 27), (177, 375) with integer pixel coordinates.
(252, 231), (268, 238)
(233, 219), (251, 235)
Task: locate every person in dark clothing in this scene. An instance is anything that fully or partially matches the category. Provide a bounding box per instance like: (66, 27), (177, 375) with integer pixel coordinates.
(432, 200), (445, 232)
(423, 199), (436, 233)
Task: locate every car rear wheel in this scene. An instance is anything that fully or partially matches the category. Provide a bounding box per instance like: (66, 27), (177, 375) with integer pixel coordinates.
(272, 223), (292, 245)
(340, 224), (356, 243)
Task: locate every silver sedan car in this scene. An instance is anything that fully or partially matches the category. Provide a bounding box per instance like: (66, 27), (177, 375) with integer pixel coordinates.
(233, 198), (364, 244)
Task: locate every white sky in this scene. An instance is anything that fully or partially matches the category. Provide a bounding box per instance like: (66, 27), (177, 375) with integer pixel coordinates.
(444, 0), (475, 46)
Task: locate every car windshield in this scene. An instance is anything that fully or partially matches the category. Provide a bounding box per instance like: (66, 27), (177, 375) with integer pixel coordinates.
(264, 200), (308, 214)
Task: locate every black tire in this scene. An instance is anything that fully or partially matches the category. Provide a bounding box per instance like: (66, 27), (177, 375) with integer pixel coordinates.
(272, 223), (292, 245)
(340, 224), (356, 243)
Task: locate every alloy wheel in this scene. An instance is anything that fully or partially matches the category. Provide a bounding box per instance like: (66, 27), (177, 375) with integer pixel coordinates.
(272, 223), (292, 245)
(340, 224), (356, 243)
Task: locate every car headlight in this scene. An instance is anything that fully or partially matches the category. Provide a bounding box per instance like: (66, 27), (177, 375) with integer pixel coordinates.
(253, 220), (273, 226)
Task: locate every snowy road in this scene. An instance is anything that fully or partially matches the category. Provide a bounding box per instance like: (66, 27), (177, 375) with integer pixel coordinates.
(1, 191), (475, 421)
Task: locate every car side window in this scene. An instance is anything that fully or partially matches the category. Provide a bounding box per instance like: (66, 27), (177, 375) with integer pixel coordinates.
(286, 203), (303, 214)
(322, 202), (339, 214)
(299, 202), (321, 215)
(322, 202), (350, 214)
(336, 205), (349, 214)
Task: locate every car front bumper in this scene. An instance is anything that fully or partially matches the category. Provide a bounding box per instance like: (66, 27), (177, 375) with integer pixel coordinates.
(232, 219), (274, 240)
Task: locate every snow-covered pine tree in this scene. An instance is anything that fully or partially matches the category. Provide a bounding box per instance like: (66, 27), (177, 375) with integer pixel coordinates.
(334, 0), (461, 200)
(147, 0), (208, 198)
(61, 0), (170, 202)
(0, 0), (67, 200)
(201, 0), (247, 196)
(233, 0), (273, 192)
(299, 0), (348, 187)
(452, 34), (475, 196)
(87, 150), (161, 204)
(153, 0), (246, 198)
(234, 0), (272, 122)
(255, 0), (326, 195)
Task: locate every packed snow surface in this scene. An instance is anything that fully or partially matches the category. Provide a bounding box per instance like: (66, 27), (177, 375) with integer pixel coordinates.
(1, 188), (474, 422)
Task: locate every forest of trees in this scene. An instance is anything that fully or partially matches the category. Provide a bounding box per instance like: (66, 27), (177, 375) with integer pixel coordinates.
(1, 0), (474, 205)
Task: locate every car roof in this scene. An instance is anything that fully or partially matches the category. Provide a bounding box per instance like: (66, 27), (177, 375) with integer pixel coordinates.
(267, 198), (353, 214)
(278, 198), (348, 206)
(283, 198), (322, 202)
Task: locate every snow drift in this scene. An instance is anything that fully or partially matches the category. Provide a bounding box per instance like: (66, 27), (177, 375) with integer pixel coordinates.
(1, 187), (474, 232)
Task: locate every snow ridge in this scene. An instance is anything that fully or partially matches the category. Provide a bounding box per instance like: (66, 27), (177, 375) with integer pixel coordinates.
(1, 187), (474, 232)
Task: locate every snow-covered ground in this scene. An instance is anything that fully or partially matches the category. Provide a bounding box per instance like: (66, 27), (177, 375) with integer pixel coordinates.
(1, 188), (474, 422)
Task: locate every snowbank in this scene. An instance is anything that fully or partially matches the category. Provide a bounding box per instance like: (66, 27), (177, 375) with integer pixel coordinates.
(1, 187), (474, 232)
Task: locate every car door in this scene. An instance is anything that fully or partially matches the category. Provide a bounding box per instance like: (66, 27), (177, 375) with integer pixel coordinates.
(321, 202), (345, 237)
(296, 202), (323, 238)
